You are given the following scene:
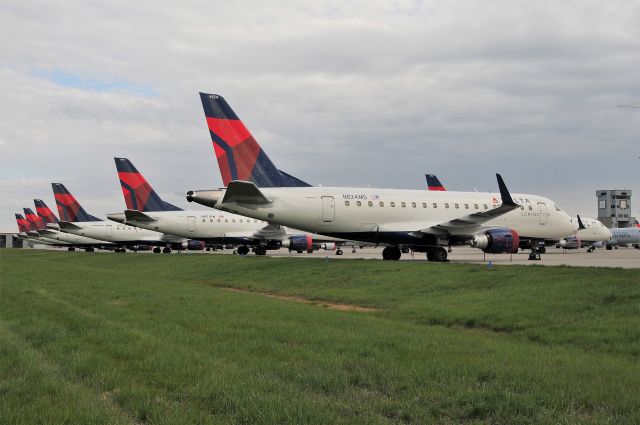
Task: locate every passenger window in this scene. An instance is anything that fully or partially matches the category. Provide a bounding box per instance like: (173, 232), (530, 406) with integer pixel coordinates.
(356, 201), (362, 207)
(225, 219), (228, 223)
(368, 201), (373, 207)
(464, 204), (469, 209)
(345, 200), (350, 206)
(239, 219), (243, 223)
(433, 203), (437, 208)
(445, 203), (449, 209)
(232, 219), (236, 223)
(474, 204), (479, 209)
(401, 202), (406, 208)
(201, 219), (205, 223)
(390, 202), (395, 207)
(484, 204), (488, 209)
(217, 219), (221, 222)
(528, 206), (533, 211)
(379, 201), (384, 207)
(411, 202), (416, 208)
(422, 203), (427, 208)
(454, 203), (459, 209)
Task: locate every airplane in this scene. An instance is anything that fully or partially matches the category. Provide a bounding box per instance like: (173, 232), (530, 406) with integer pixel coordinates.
(50, 183), (196, 253)
(31, 199), (115, 251)
(557, 215), (612, 252)
(14, 212), (61, 245)
(605, 226), (640, 250)
(108, 157), (346, 255)
(426, 174), (611, 253)
(187, 93), (576, 262)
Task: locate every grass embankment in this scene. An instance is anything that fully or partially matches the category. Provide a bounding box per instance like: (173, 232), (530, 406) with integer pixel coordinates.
(1, 250), (638, 424)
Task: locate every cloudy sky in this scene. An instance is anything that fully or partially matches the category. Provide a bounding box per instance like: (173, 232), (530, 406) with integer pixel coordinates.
(1, 0), (639, 232)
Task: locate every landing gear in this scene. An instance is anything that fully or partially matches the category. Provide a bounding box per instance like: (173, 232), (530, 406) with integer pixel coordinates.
(528, 247), (542, 261)
(67, 247), (76, 252)
(162, 247), (171, 254)
(115, 248), (126, 253)
(336, 249), (344, 256)
(606, 245), (613, 251)
(426, 247), (448, 262)
(85, 247), (94, 253)
(237, 246), (250, 256)
(153, 247), (161, 254)
(382, 246), (401, 260)
(306, 249), (314, 254)
(254, 246), (267, 256)
(538, 246), (546, 254)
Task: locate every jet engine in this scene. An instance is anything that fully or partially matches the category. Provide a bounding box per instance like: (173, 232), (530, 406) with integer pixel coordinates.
(183, 240), (206, 251)
(284, 235), (314, 253)
(320, 242), (336, 251)
(558, 236), (580, 249)
(470, 228), (519, 253)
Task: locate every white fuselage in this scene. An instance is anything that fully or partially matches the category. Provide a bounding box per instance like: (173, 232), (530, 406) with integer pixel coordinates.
(117, 210), (345, 244)
(57, 221), (185, 245)
(214, 186), (576, 245)
(608, 227), (640, 246)
(39, 228), (114, 246)
(558, 218), (611, 248)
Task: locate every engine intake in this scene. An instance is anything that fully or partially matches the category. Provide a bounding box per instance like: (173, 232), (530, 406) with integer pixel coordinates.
(284, 235), (313, 252)
(471, 228), (519, 253)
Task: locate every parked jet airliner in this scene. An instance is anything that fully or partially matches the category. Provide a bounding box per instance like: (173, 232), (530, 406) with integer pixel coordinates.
(50, 183), (193, 253)
(108, 157), (345, 255)
(188, 93), (576, 261)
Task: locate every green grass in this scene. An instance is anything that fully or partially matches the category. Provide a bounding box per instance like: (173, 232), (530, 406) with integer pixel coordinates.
(0, 249), (638, 424)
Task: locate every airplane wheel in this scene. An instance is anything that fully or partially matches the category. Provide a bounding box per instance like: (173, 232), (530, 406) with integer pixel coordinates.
(336, 249), (344, 255)
(383, 246), (401, 260)
(306, 249), (314, 254)
(351, 249), (356, 254)
(237, 246), (249, 256)
(85, 247), (94, 253)
(153, 247), (161, 254)
(426, 250), (434, 261)
(162, 247), (171, 254)
(606, 245), (613, 251)
(255, 247), (267, 255)
(538, 246), (546, 254)
(68, 247), (76, 252)
(528, 252), (541, 261)
(433, 247), (447, 262)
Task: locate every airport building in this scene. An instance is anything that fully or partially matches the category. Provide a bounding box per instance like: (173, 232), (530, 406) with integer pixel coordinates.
(596, 189), (635, 228)
(0, 233), (24, 248)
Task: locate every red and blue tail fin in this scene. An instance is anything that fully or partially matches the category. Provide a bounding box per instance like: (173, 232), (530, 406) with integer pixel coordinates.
(51, 183), (102, 222)
(23, 207), (45, 230)
(34, 199), (59, 225)
(114, 158), (182, 212)
(199, 92), (311, 188)
(15, 213), (30, 232)
(426, 174), (446, 191)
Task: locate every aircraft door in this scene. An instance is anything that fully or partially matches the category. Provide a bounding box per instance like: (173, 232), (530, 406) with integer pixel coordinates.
(187, 216), (196, 232)
(106, 225), (113, 237)
(537, 202), (548, 225)
(321, 196), (335, 222)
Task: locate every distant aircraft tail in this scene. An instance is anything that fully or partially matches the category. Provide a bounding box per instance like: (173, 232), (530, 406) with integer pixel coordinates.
(15, 213), (30, 232)
(426, 174), (446, 191)
(23, 207), (45, 230)
(199, 92), (311, 187)
(34, 199), (59, 225)
(114, 158), (182, 212)
(51, 183), (102, 222)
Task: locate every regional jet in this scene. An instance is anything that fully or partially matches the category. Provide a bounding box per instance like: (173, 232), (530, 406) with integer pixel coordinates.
(108, 157), (346, 255)
(187, 93), (576, 261)
(50, 183), (195, 253)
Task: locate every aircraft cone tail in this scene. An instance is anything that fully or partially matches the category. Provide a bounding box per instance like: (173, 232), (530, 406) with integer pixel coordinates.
(199, 92), (311, 188)
(114, 158), (182, 212)
(15, 213), (30, 232)
(51, 183), (102, 222)
(426, 174), (446, 191)
(23, 207), (45, 230)
(34, 199), (59, 225)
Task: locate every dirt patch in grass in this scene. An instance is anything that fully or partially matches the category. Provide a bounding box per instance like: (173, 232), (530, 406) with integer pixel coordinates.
(219, 287), (379, 313)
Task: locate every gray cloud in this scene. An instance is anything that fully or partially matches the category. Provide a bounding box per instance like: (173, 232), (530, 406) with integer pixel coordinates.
(1, 0), (639, 231)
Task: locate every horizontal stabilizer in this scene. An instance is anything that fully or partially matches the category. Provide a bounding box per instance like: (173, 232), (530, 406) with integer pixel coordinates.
(221, 181), (271, 205)
(36, 229), (57, 236)
(58, 221), (82, 230)
(124, 209), (157, 222)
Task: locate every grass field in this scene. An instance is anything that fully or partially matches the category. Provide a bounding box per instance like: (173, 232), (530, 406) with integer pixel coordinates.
(1, 249), (639, 424)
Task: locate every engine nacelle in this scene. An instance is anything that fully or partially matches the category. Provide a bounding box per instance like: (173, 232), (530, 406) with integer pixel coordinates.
(284, 235), (313, 252)
(471, 228), (519, 253)
(319, 242), (336, 251)
(184, 240), (206, 251)
(558, 236), (580, 249)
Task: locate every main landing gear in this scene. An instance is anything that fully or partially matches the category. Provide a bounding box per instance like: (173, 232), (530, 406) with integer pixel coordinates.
(336, 249), (344, 255)
(236, 246), (250, 256)
(426, 247), (448, 262)
(382, 246), (402, 260)
(153, 247), (161, 254)
(528, 246), (542, 261)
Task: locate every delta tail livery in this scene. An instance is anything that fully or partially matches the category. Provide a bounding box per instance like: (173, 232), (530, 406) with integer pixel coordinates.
(109, 158), (347, 255)
(188, 93), (576, 261)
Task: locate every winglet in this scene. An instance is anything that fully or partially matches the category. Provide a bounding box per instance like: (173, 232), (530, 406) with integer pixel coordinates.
(577, 215), (586, 230)
(496, 174), (517, 207)
(221, 180), (271, 205)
